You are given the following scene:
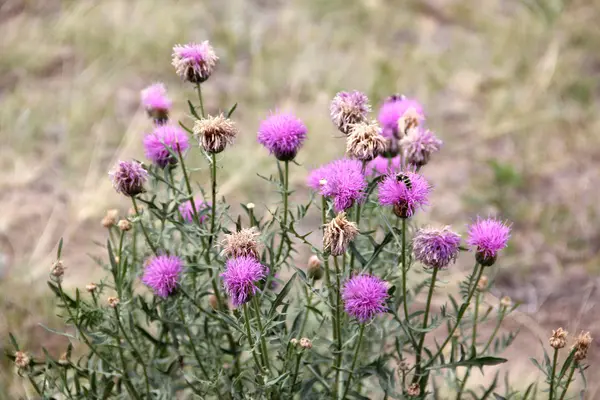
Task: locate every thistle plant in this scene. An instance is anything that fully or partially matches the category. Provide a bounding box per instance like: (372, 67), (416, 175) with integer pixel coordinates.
(7, 39), (592, 400)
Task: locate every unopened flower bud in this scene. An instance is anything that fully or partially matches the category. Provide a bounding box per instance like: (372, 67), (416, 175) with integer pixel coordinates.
(109, 161), (147, 197)
(107, 297), (120, 308)
(500, 296), (512, 308)
(299, 338), (312, 349)
(290, 338), (298, 346)
(406, 383), (420, 397)
(101, 209), (119, 228)
(172, 41), (218, 84)
(246, 202), (255, 210)
(86, 283), (97, 293)
(208, 294), (218, 310)
(14, 351), (30, 369)
(117, 219), (132, 231)
(549, 327), (568, 349)
(330, 91), (371, 135)
(307, 255), (323, 280)
(323, 212), (359, 256)
(51, 260), (65, 280)
(477, 276), (489, 291)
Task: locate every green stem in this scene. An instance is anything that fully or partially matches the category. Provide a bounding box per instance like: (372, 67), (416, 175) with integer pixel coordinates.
(242, 303), (264, 374)
(131, 197), (157, 255)
(558, 362), (578, 400)
(333, 256), (343, 398)
(400, 218), (417, 348)
(456, 292), (481, 399)
(549, 348), (559, 400)
(275, 160), (289, 264)
(195, 83), (205, 118)
(348, 202), (361, 277)
(252, 297), (271, 372)
(341, 324), (366, 400)
(289, 351), (304, 398)
(481, 308), (506, 354)
(414, 267), (439, 385)
(208, 152), (217, 253)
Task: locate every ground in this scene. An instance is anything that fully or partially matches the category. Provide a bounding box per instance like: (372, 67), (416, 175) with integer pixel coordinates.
(1, 0), (600, 397)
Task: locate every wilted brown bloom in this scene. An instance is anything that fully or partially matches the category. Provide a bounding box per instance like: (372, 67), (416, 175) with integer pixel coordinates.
(299, 338), (313, 349)
(107, 297), (120, 308)
(406, 383), (420, 397)
(101, 209), (119, 228)
(549, 327), (568, 349)
(58, 352), (69, 365)
(323, 212), (359, 256)
(193, 114), (238, 154)
(14, 351), (30, 369)
(346, 121), (386, 162)
(573, 331), (593, 361)
(221, 227), (262, 259)
(117, 219), (132, 231)
(51, 260), (65, 280)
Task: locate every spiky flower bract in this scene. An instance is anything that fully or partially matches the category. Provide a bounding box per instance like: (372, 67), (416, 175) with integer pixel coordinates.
(323, 212), (359, 256)
(143, 125), (190, 168)
(172, 41), (218, 83)
(193, 114), (238, 154)
(258, 112), (307, 161)
(330, 91), (371, 134)
(466, 217), (511, 266)
(400, 128), (442, 167)
(378, 96), (424, 138)
(368, 155), (402, 176)
(307, 158), (367, 212)
(109, 160), (148, 197)
(142, 255), (183, 298)
(221, 227), (262, 259)
(221, 256), (266, 307)
(178, 198), (210, 223)
(346, 121), (386, 161)
(378, 170), (431, 218)
(412, 226), (461, 269)
(141, 83), (171, 124)
(342, 274), (389, 322)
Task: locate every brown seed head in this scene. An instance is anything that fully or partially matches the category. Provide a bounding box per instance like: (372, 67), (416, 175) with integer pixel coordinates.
(549, 327), (568, 349)
(406, 383), (420, 397)
(107, 297), (120, 308)
(299, 338), (313, 349)
(208, 294), (218, 310)
(58, 352), (69, 365)
(14, 351), (30, 369)
(572, 331), (593, 361)
(323, 212), (359, 256)
(102, 209), (119, 228)
(290, 338), (299, 346)
(117, 219), (132, 231)
(346, 121), (386, 162)
(193, 114), (238, 154)
(221, 227), (262, 259)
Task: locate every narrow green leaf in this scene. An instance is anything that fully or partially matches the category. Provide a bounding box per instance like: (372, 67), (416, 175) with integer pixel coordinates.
(188, 100), (201, 119)
(226, 102), (238, 118)
(268, 273), (296, 317)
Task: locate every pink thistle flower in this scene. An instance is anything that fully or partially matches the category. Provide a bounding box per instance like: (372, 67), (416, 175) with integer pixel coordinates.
(330, 91), (371, 134)
(142, 255), (183, 298)
(400, 128), (442, 168)
(467, 217), (511, 266)
(342, 274), (389, 322)
(378, 96), (424, 138)
(368, 155), (402, 176)
(258, 112), (307, 161)
(378, 170), (431, 218)
(141, 83), (172, 124)
(412, 226), (461, 269)
(109, 160), (148, 197)
(172, 41), (218, 83)
(179, 198), (210, 223)
(143, 125), (190, 168)
(221, 256), (267, 307)
(307, 158), (367, 212)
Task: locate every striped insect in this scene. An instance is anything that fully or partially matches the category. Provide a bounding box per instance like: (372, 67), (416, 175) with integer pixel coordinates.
(395, 173), (412, 190)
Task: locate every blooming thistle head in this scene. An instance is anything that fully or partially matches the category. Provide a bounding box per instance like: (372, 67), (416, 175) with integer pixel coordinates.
(221, 227), (262, 259)
(342, 274), (389, 323)
(142, 254), (183, 298)
(141, 83), (172, 124)
(143, 125), (189, 168)
(330, 91), (371, 134)
(368, 155), (402, 176)
(109, 160), (148, 197)
(299, 338), (313, 350)
(323, 212), (359, 256)
(412, 226), (461, 269)
(573, 331), (593, 361)
(378, 96), (424, 138)
(221, 256), (266, 307)
(14, 351), (30, 369)
(172, 41), (218, 84)
(193, 114), (238, 154)
(400, 128), (442, 168)
(406, 383), (421, 397)
(477, 275), (489, 292)
(346, 121), (386, 162)
(307, 158), (367, 212)
(179, 198), (210, 224)
(467, 217), (511, 266)
(378, 170), (431, 218)
(258, 112), (307, 161)
(549, 327), (568, 349)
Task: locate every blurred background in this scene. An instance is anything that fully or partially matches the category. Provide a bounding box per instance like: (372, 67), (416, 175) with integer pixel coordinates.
(1, 0), (599, 397)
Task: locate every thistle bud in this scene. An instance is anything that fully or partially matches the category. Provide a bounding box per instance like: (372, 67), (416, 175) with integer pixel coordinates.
(323, 212), (359, 256)
(58, 352), (69, 365)
(117, 219), (132, 232)
(299, 338), (313, 349)
(307, 255), (323, 280)
(549, 327), (568, 350)
(14, 351), (30, 369)
(107, 297), (120, 308)
(51, 260), (65, 280)
(102, 209), (119, 228)
(86, 283), (97, 293)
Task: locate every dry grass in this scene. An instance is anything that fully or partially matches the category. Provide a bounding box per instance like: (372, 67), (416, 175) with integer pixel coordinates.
(1, 0), (600, 396)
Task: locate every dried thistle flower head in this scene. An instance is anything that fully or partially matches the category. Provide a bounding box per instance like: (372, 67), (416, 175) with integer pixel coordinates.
(290, 338), (299, 346)
(172, 41), (218, 84)
(573, 331), (593, 361)
(14, 351), (30, 369)
(117, 219), (132, 231)
(86, 283), (97, 293)
(221, 227), (262, 259)
(477, 275), (489, 291)
(549, 327), (568, 349)
(500, 296), (512, 308)
(102, 209), (119, 228)
(397, 107), (424, 136)
(323, 212), (359, 256)
(193, 114), (238, 154)
(299, 338), (313, 349)
(400, 127), (442, 168)
(346, 121), (386, 162)
(208, 294), (218, 310)
(51, 260), (65, 280)
(307, 255), (323, 280)
(330, 91), (371, 135)
(107, 297), (120, 308)
(109, 160), (148, 197)
(406, 383), (421, 397)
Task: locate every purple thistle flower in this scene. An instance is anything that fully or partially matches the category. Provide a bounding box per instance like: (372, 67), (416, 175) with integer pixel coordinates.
(109, 160), (148, 197)
(378, 170), (431, 218)
(467, 217), (511, 266)
(143, 125), (190, 168)
(400, 128), (442, 168)
(378, 96), (424, 138)
(142, 255), (183, 298)
(307, 158), (367, 212)
(141, 83), (171, 124)
(172, 41), (218, 83)
(330, 91), (371, 134)
(179, 198), (210, 223)
(368, 155), (402, 176)
(258, 112), (307, 161)
(412, 226), (461, 269)
(221, 256), (266, 307)
(342, 274), (389, 323)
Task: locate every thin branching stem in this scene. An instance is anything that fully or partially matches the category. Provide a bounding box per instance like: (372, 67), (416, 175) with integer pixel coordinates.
(549, 347), (559, 400)
(341, 323), (365, 400)
(131, 197), (157, 255)
(275, 160), (289, 264)
(414, 266), (439, 385)
(558, 362), (578, 400)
